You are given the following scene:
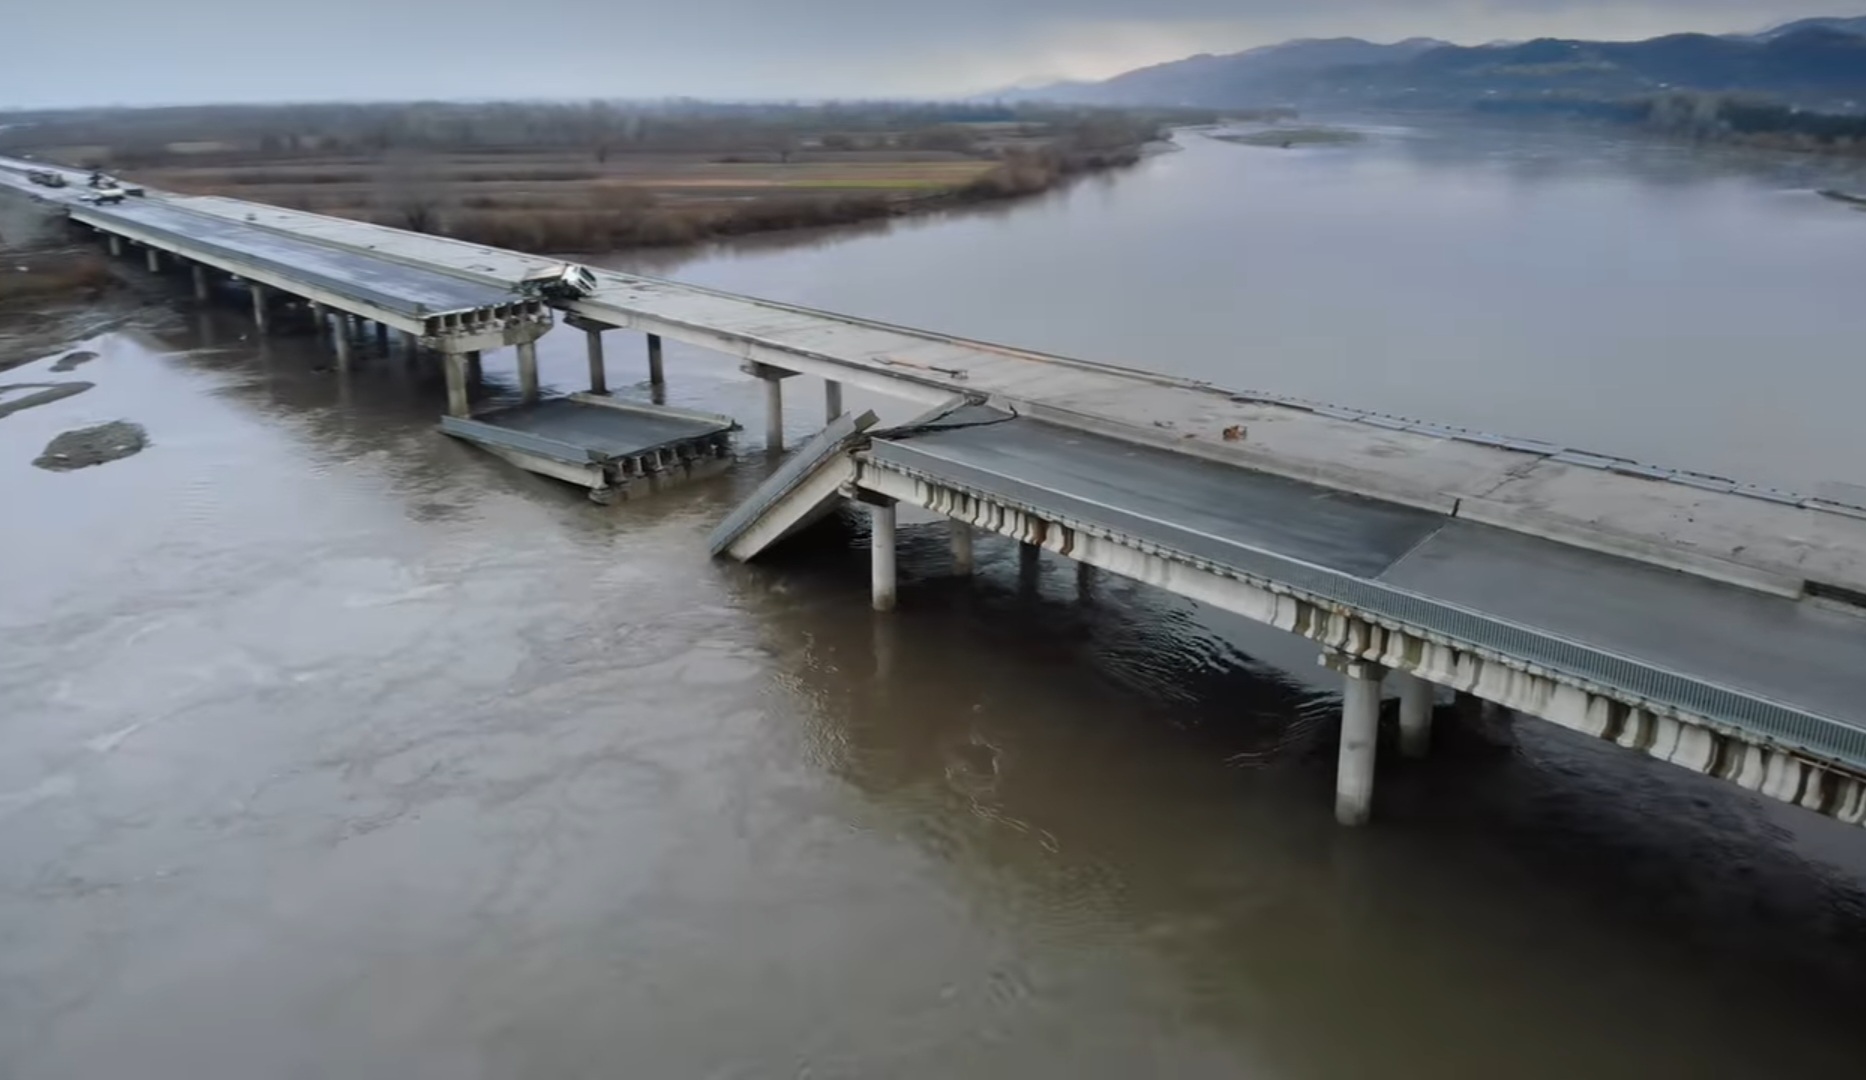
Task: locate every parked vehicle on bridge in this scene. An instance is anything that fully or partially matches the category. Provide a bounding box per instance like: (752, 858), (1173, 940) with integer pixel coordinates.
(518, 263), (598, 302)
(80, 187), (127, 205)
(27, 169), (66, 188)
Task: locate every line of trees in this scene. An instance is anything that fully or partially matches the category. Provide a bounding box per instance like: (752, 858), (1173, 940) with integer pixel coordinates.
(0, 100), (1208, 168)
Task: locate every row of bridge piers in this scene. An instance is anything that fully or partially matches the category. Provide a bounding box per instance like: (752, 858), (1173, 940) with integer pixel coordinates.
(103, 218), (1480, 828)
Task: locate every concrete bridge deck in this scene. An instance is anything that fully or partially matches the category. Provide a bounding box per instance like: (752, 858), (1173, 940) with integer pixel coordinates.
(152, 191), (1866, 602)
(714, 406), (1866, 826)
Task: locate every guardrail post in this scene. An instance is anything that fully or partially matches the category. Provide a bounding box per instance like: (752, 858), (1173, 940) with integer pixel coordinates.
(517, 341), (540, 403)
(1394, 672), (1434, 758)
(1333, 658), (1386, 826)
(825, 380), (843, 422)
(872, 500), (898, 612)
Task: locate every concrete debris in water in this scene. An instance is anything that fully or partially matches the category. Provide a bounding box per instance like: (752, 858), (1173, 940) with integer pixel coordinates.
(49, 350), (97, 372)
(0, 381), (92, 420)
(33, 420), (147, 471)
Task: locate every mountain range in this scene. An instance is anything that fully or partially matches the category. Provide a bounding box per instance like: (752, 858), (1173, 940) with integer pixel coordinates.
(1009, 15), (1866, 112)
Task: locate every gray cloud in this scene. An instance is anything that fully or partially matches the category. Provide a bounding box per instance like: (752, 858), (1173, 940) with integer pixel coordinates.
(0, 0), (1825, 107)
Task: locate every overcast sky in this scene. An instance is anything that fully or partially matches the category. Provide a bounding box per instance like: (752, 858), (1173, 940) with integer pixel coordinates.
(0, 1), (1833, 108)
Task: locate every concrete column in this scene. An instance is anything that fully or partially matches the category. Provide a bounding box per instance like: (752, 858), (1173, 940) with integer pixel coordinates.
(107, 234), (122, 257)
(1337, 661), (1385, 826)
(647, 333), (665, 387)
(145, 247), (161, 273)
(250, 283), (269, 335)
(584, 327), (607, 394)
(949, 519), (974, 575)
(191, 264), (209, 301)
(516, 341), (540, 403)
(400, 329), (418, 356)
(309, 301), (328, 337)
(764, 375), (785, 454)
(375, 321), (389, 352)
(871, 502), (897, 613)
(443, 352), (469, 417)
(825, 379), (843, 422)
(1077, 560), (1097, 597)
(465, 350), (482, 386)
(1394, 672), (1434, 759)
(333, 319), (352, 371)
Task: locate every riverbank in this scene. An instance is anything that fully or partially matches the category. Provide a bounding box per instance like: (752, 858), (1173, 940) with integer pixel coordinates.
(1, 101), (1198, 255)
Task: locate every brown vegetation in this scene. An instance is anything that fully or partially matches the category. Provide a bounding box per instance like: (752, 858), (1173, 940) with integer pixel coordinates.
(1, 101), (1212, 254)
(0, 250), (115, 307)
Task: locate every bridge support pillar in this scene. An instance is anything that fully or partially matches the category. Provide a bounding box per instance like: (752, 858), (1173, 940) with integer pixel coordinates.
(375, 321), (389, 353)
(1333, 658), (1385, 826)
(465, 350), (482, 386)
(145, 247), (161, 274)
(443, 351), (469, 417)
(191, 263), (209, 301)
(647, 333), (665, 387)
(250, 283), (269, 335)
(764, 375), (785, 454)
(825, 380), (843, 422)
(400, 330), (419, 356)
(333, 318), (352, 371)
(871, 500), (898, 613)
(107, 234), (122, 257)
(584, 327), (607, 393)
(517, 341), (540, 403)
(309, 301), (328, 337)
(949, 519), (973, 576)
(1394, 672), (1434, 758)
(1018, 540), (1041, 590)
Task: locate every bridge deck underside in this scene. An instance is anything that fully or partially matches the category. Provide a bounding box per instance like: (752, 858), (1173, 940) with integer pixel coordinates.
(868, 415), (1866, 750)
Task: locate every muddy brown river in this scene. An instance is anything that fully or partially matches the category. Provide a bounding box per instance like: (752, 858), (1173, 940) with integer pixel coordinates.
(2, 122), (1865, 1077)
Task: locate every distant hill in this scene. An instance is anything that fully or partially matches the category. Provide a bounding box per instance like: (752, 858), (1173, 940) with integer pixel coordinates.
(1004, 37), (1448, 107)
(1752, 14), (1866, 40)
(1008, 19), (1866, 112)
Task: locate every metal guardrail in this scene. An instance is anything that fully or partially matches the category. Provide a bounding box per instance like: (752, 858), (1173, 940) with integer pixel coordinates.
(868, 441), (1866, 773)
(708, 411), (875, 556)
